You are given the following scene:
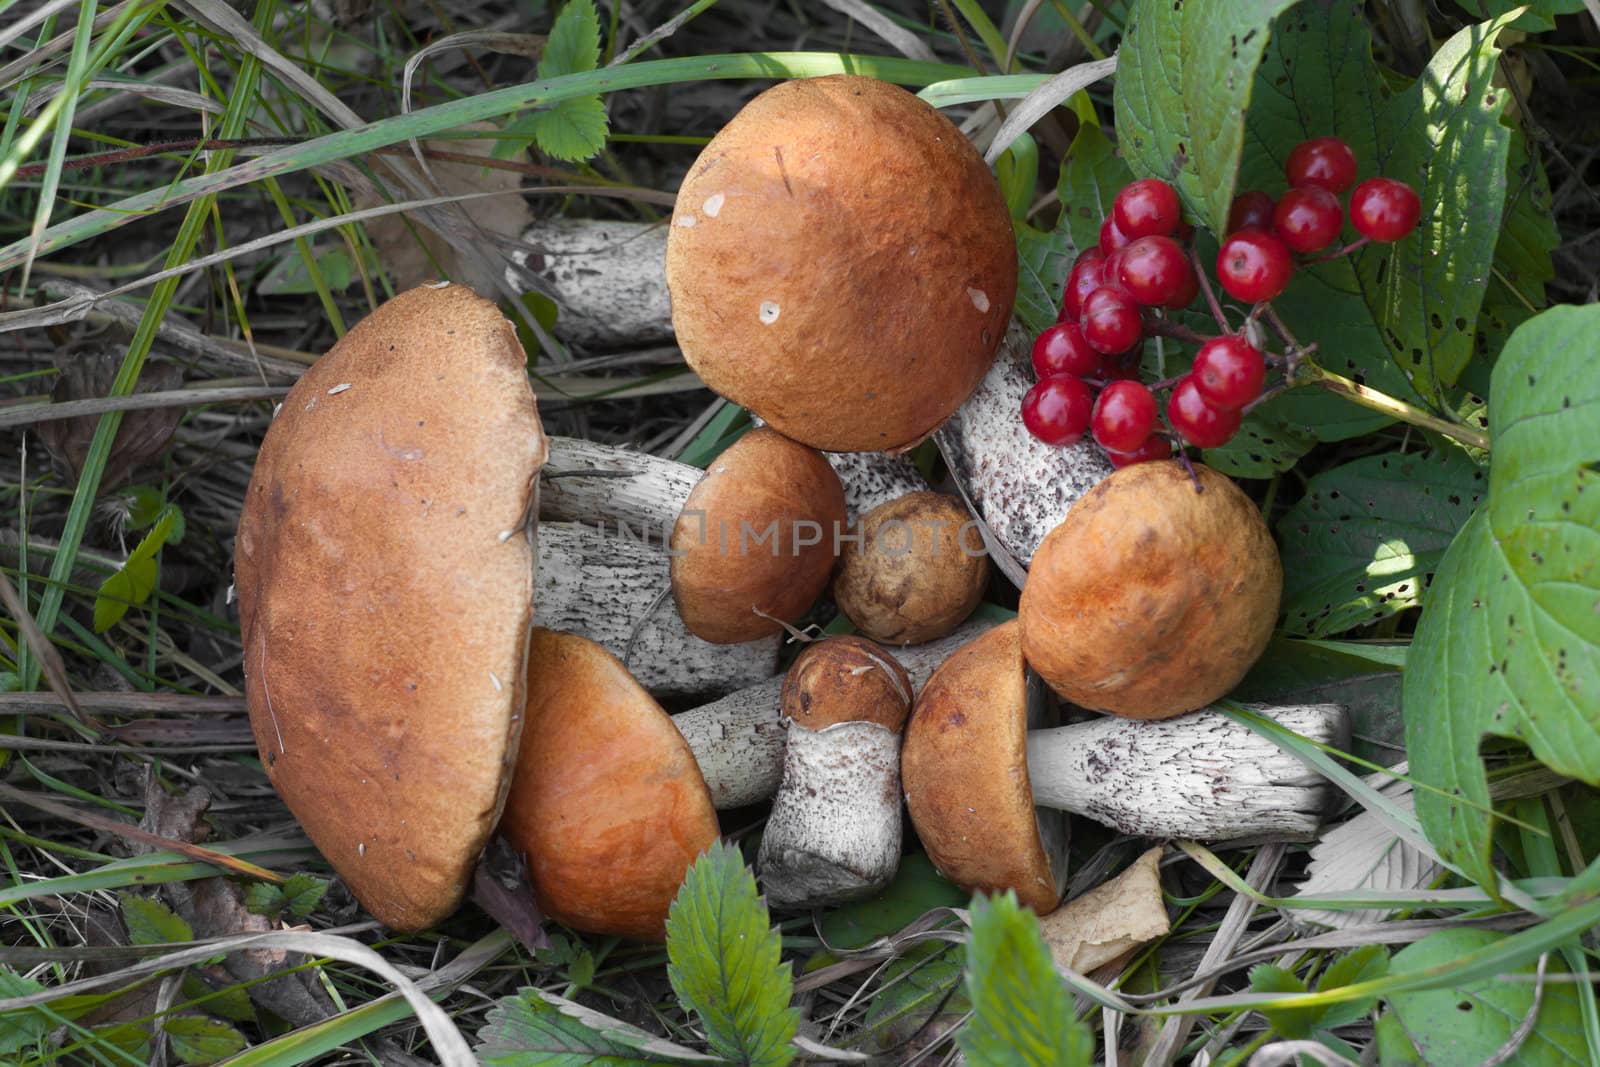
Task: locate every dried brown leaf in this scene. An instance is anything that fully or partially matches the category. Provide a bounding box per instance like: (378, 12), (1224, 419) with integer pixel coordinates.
(33, 351), (184, 489)
(1038, 846), (1170, 974)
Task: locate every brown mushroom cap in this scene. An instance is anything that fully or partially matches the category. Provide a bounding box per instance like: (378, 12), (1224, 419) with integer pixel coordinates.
(901, 621), (1062, 915)
(833, 492), (990, 645)
(499, 629), (720, 940)
(669, 425), (847, 643)
(781, 636), (913, 732)
(1019, 461), (1283, 720)
(664, 74), (1017, 452)
(236, 283), (545, 931)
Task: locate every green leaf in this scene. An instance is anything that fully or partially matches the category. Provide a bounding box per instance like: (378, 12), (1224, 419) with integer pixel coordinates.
(1249, 964), (1315, 1039)
(1316, 945), (1390, 1029)
(257, 244), (359, 296)
(120, 891), (194, 946)
(957, 891), (1093, 1066)
(1406, 303), (1600, 892)
(1376, 1011), (1425, 1064)
(1013, 220), (1074, 334)
(475, 989), (706, 1066)
(0, 968), (51, 1056)
(858, 942), (968, 1052)
(517, 96), (610, 163)
(665, 840), (798, 1067)
(1112, 0), (1301, 233)
(282, 872), (328, 916)
(1236, 636), (1405, 765)
(1389, 929), (1589, 1065)
(94, 509), (178, 632)
(818, 854), (967, 950)
(182, 974), (256, 1024)
(539, 0), (601, 78)
(997, 133), (1039, 222)
(1450, 0), (1586, 32)
(1054, 122), (1133, 256)
(163, 1016), (247, 1065)
(1489, 130), (1557, 313)
(1201, 396), (1318, 478)
(1277, 450), (1486, 637)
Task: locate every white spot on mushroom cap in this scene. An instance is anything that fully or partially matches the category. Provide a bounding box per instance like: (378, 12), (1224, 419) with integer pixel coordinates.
(424, 280), (451, 289)
(328, 383), (352, 395)
(759, 301), (781, 325)
(358, 842), (366, 856)
(676, 214), (698, 228)
(967, 288), (990, 313)
(702, 192), (725, 217)
(489, 670), (503, 692)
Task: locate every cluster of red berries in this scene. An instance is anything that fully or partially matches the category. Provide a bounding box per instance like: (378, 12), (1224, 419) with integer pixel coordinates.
(1022, 136), (1422, 462)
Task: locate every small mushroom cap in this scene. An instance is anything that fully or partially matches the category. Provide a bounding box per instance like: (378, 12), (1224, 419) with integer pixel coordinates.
(236, 283), (545, 931)
(500, 629), (720, 941)
(665, 74), (1017, 452)
(833, 492), (990, 645)
(670, 426), (847, 644)
(781, 636), (913, 732)
(1019, 462), (1282, 719)
(901, 621), (1060, 915)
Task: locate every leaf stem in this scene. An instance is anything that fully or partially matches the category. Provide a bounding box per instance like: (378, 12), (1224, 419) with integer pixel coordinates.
(1292, 360), (1491, 453)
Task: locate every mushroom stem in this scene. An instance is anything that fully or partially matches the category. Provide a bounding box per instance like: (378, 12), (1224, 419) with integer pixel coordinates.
(935, 320), (1113, 582)
(542, 435), (699, 534)
(537, 522), (778, 699)
(507, 219), (673, 350)
(825, 451), (930, 523)
(674, 617), (996, 809)
(1025, 703), (1346, 841)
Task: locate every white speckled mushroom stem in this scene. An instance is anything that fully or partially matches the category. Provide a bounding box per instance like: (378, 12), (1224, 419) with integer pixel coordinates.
(541, 436), (700, 534)
(506, 219), (673, 350)
(675, 617), (996, 809)
(537, 522), (778, 699)
(935, 320), (1114, 581)
(758, 721), (903, 908)
(1025, 703), (1348, 841)
(824, 450), (931, 524)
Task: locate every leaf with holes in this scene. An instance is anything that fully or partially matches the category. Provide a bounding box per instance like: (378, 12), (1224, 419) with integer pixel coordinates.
(1054, 122), (1133, 256)
(1389, 929), (1588, 1065)
(1112, 0), (1302, 233)
(1201, 397), (1318, 479)
(1405, 304), (1600, 893)
(1277, 450), (1485, 637)
(1013, 220), (1073, 334)
(958, 891), (1093, 1066)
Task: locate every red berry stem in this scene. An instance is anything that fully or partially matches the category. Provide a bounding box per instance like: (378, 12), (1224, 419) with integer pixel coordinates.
(1261, 303), (1304, 353)
(1188, 245), (1232, 334)
(1307, 235), (1372, 265)
(1288, 358), (1491, 452)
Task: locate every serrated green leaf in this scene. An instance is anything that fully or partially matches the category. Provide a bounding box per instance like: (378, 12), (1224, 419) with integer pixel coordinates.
(818, 854), (967, 950)
(0, 968), (51, 1056)
(522, 95), (610, 163)
(181, 973), (256, 1024)
(475, 989), (702, 1066)
(957, 892), (1093, 1067)
(120, 892), (194, 946)
(1406, 303), (1600, 892)
(94, 509), (178, 632)
(1013, 220), (1074, 334)
(1113, 0), (1301, 232)
(1277, 450), (1485, 637)
(666, 840), (797, 1067)
(1389, 929), (1589, 1065)
(539, 0), (601, 78)
(1249, 963), (1315, 1039)
(1054, 122), (1133, 255)
(282, 872), (329, 916)
(1316, 945), (1389, 1030)
(244, 881), (282, 917)
(163, 1015), (246, 1065)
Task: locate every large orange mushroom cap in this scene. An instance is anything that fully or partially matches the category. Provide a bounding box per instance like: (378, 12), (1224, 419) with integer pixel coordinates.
(235, 282), (546, 932)
(1019, 461), (1283, 719)
(665, 74), (1017, 452)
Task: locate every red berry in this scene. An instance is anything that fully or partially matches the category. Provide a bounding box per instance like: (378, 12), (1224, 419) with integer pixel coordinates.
(1167, 376), (1243, 448)
(1113, 178), (1182, 240)
(1285, 136), (1358, 194)
(1116, 236), (1194, 308)
(1164, 258), (1200, 310)
(1216, 229), (1294, 303)
(1031, 322), (1101, 379)
(1106, 435), (1175, 468)
(1063, 252), (1109, 320)
(1079, 286), (1144, 355)
(1099, 214), (1133, 253)
(1227, 190), (1276, 234)
(1091, 380), (1159, 453)
(1349, 177), (1421, 242)
(1021, 375), (1094, 447)
(1192, 335), (1267, 410)
(1273, 185), (1344, 253)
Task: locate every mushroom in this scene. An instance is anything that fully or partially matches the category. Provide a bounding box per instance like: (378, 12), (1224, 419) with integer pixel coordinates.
(665, 74), (1017, 452)
(757, 637), (913, 908)
(901, 622), (1347, 914)
(832, 492), (990, 645)
(235, 282), (546, 931)
(1019, 461), (1282, 719)
(539, 428), (847, 644)
(506, 218), (673, 351)
(499, 628), (720, 940)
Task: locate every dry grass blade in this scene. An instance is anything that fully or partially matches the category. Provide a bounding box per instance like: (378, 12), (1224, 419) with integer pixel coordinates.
(0, 385), (288, 429)
(0, 566), (95, 729)
(983, 55), (1117, 163)
(819, 0), (939, 62)
(0, 691), (246, 714)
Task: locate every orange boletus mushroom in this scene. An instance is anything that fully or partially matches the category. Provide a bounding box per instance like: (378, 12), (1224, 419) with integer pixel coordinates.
(1018, 461), (1283, 719)
(500, 629), (720, 940)
(235, 282), (546, 931)
(665, 74), (1017, 452)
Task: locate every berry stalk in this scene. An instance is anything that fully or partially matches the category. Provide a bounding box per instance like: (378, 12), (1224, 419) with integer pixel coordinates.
(1289, 360), (1491, 452)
